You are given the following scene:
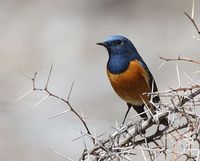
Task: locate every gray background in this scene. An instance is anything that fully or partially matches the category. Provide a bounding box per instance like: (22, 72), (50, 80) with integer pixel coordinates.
(0, 0), (200, 160)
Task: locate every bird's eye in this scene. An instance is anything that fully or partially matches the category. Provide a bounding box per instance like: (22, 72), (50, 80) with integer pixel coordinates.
(113, 40), (122, 46)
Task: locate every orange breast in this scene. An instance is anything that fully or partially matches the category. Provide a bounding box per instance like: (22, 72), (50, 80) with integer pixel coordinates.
(107, 60), (151, 105)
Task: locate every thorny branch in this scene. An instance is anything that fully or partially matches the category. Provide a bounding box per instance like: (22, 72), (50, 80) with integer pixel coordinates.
(80, 87), (200, 160)
(20, 64), (95, 144)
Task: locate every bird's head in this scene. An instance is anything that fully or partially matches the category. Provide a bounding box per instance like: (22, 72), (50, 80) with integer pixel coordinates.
(97, 35), (137, 57)
(97, 35), (144, 74)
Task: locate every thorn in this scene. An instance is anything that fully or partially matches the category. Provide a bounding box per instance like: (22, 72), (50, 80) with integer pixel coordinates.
(80, 109), (87, 120)
(92, 121), (97, 140)
(49, 148), (74, 161)
(176, 64), (181, 88)
(80, 130), (88, 152)
(193, 66), (200, 74)
(194, 70), (200, 74)
(17, 89), (33, 100)
(121, 155), (131, 161)
(72, 133), (86, 142)
(73, 128), (95, 140)
(48, 109), (71, 119)
(45, 63), (53, 90)
(141, 148), (148, 161)
(96, 132), (106, 139)
(34, 72), (38, 79)
(115, 120), (119, 129)
(129, 109), (150, 120)
(192, 35), (200, 40)
(183, 72), (194, 83)
(141, 96), (154, 118)
(19, 71), (33, 80)
(192, 0), (195, 19)
(67, 81), (75, 101)
(158, 61), (166, 70)
(150, 79), (155, 102)
(32, 95), (49, 110)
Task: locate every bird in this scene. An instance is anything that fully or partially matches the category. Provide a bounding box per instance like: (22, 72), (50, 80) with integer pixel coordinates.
(97, 35), (168, 125)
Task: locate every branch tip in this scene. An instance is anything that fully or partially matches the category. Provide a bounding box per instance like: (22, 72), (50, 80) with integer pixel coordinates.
(67, 80), (75, 101)
(45, 63), (54, 90)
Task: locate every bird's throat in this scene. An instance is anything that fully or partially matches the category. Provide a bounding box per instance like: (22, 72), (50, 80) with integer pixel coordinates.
(107, 55), (130, 74)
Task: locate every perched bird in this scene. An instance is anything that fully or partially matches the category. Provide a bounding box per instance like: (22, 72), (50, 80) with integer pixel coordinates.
(97, 35), (168, 125)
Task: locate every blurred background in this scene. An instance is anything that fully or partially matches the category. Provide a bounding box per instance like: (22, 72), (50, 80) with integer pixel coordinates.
(0, 0), (200, 160)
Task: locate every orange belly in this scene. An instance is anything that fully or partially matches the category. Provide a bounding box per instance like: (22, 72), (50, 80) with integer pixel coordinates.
(107, 60), (151, 105)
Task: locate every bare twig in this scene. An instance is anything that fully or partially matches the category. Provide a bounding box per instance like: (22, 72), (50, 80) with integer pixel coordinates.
(184, 0), (200, 35)
(184, 12), (200, 35)
(159, 55), (200, 64)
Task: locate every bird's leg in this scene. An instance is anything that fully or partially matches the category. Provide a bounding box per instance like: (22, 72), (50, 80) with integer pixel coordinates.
(132, 105), (148, 119)
(122, 103), (132, 124)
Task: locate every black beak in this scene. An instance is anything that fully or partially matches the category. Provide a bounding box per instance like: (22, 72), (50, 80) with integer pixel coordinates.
(96, 42), (108, 47)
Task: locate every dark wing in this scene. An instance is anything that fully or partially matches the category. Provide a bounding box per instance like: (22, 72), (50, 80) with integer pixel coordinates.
(137, 59), (160, 103)
(148, 72), (160, 103)
(146, 68), (160, 103)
